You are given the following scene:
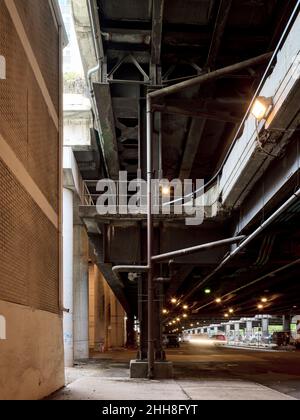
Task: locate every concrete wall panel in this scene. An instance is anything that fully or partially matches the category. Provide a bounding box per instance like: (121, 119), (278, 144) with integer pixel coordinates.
(0, 300), (64, 400)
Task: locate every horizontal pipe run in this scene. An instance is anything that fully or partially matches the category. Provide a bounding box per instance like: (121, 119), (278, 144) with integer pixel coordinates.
(151, 236), (246, 263)
(148, 52), (272, 102)
(112, 265), (149, 274)
(184, 188), (300, 302)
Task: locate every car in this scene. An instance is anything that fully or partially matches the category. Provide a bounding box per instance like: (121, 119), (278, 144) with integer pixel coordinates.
(272, 331), (291, 346)
(166, 334), (180, 348)
(210, 334), (227, 346)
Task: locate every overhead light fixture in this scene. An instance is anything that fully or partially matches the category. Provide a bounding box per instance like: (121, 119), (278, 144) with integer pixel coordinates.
(176, 317), (180, 322)
(171, 298), (177, 304)
(261, 298), (268, 303)
(162, 309), (168, 314)
(229, 308), (234, 314)
(257, 304), (264, 310)
(215, 298), (222, 304)
(224, 313), (229, 318)
(183, 314), (188, 318)
(204, 289), (211, 295)
(183, 305), (188, 310)
(251, 96), (273, 121)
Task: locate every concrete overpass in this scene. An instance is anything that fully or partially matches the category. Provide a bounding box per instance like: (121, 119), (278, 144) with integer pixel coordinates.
(68, 0), (300, 378)
(1, 0), (300, 400)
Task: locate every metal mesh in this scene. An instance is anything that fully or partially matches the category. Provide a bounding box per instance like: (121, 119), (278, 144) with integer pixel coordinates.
(14, 0), (59, 113)
(0, 158), (59, 314)
(0, 1), (59, 212)
(0, 1), (60, 314)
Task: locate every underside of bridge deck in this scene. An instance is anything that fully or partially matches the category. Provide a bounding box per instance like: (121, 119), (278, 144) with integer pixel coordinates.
(72, 0), (300, 377)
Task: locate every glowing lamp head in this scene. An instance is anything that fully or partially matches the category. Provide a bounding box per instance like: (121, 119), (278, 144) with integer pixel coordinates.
(183, 314), (188, 319)
(171, 298), (177, 304)
(261, 298), (268, 303)
(204, 289), (211, 295)
(215, 298), (222, 304)
(161, 185), (171, 196)
(251, 96), (272, 121)
(183, 305), (188, 310)
(224, 313), (229, 318)
(257, 304), (264, 310)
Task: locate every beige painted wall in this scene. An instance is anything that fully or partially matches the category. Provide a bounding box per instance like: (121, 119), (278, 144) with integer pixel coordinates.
(0, 300), (65, 400)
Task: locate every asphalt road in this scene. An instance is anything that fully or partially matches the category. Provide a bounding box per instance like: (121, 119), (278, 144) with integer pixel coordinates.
(168, 343), (300, 399)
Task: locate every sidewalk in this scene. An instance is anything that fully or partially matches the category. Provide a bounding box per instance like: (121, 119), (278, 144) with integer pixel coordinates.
(50, 373), (295, 401)
(47, 354), (296, 401)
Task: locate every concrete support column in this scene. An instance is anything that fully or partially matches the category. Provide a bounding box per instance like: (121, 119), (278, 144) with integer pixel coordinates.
(110, 290), (125, 348)
(262, 318), (269, 336)
(63, 188), (74, 367)
(94, 265), (105, 352)
(225, 324), (231, 337)
(89, 264), (106, 353)
(88, 265), (95, 351)
(234, 323), (240, 340)
(246, 321), (253, 339)
(283, 314), (291, 332)
(73, 224), (89, 360)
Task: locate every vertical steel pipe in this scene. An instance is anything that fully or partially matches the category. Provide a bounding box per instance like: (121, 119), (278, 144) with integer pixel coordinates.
(146, 97), (154, 379)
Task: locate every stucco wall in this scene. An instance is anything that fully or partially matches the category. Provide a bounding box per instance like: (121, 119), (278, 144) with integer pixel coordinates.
(0, 300), (65, 400)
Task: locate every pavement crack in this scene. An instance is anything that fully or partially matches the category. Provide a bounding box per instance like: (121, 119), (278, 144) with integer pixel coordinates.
(178, 383), (193, 400)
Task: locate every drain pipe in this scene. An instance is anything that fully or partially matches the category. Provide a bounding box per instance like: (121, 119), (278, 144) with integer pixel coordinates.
(146, 96), (155, 379)
(183, 187), (300, 302)
(87, 0), (109, 176)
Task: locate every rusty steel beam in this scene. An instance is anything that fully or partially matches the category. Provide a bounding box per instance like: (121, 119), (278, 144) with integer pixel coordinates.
(151, 0), (165, 65)
(206, 0), (233, 69)
(153, 104), (241, 124)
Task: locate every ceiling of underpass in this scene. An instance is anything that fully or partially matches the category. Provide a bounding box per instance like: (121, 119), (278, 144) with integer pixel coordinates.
(77, 0), (300, 317)
(95, 0), (296, 181)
